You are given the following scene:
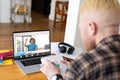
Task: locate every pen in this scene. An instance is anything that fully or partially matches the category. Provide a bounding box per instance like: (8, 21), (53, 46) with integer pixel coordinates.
(54, 63), (59, 67)
(52, 62), (59, 67)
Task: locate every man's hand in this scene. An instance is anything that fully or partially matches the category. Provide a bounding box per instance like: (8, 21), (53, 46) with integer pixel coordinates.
(61, 59), (71, 68)
(41, 59), (61, 78)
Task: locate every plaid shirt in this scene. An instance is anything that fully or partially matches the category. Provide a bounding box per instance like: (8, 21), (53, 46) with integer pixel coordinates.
(64, 35), (120, 80)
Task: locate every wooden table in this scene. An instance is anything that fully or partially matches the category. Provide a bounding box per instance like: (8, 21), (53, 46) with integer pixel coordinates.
(0, 62), (47, 80)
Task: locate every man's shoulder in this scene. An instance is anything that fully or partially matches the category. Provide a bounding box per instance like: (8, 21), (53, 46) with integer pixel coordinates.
(73, 49), (102, 67)
(75, 51), (96, 63)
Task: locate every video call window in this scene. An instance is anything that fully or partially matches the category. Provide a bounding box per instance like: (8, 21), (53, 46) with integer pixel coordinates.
(13, 31), (50, 59)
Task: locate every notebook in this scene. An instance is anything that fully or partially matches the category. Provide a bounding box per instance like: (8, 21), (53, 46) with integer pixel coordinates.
(12, 30), (51, 74)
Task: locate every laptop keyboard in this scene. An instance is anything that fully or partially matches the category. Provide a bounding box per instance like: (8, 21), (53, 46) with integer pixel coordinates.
(20, 57), (41, 66)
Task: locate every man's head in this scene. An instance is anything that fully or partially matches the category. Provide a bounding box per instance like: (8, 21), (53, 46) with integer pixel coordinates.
(79, 0), (120, 51)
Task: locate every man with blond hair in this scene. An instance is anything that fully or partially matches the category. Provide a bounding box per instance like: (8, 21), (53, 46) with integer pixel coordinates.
(41, 0), (120, 80)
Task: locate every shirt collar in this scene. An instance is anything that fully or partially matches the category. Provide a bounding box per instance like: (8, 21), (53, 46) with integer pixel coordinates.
(97, 34), (120, 47)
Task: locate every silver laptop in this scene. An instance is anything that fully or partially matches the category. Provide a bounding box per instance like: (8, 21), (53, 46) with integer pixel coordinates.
(12, 30), (51, 74)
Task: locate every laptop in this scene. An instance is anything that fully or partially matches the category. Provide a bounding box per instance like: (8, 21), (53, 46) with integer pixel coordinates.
(12, 30), (51, 74)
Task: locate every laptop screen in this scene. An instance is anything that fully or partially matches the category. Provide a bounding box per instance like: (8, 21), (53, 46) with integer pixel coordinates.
(12, 30), (50, 60)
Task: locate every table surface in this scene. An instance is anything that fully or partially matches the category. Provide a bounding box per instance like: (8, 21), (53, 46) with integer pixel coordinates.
(0, 62), (47, 80)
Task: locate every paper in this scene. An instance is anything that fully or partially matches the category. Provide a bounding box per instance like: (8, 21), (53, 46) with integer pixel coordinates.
(0, 50), (10, 53)
(1, 59), (13, 65)
(41, 55), (67, 76)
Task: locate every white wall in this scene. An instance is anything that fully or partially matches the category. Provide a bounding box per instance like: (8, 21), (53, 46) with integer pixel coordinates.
(49, 0), (56, 20)
(0, 0), (1, 22)
(64, 0), (82, 48)
(72, 0), (84, 48)
(0, 0), (10, 23)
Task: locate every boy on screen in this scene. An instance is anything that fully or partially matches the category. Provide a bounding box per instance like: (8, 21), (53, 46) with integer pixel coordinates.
(25, 38), (38, 51)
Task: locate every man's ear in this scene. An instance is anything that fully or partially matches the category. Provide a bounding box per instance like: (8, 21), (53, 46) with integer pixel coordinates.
(88, 21), (97, 36)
